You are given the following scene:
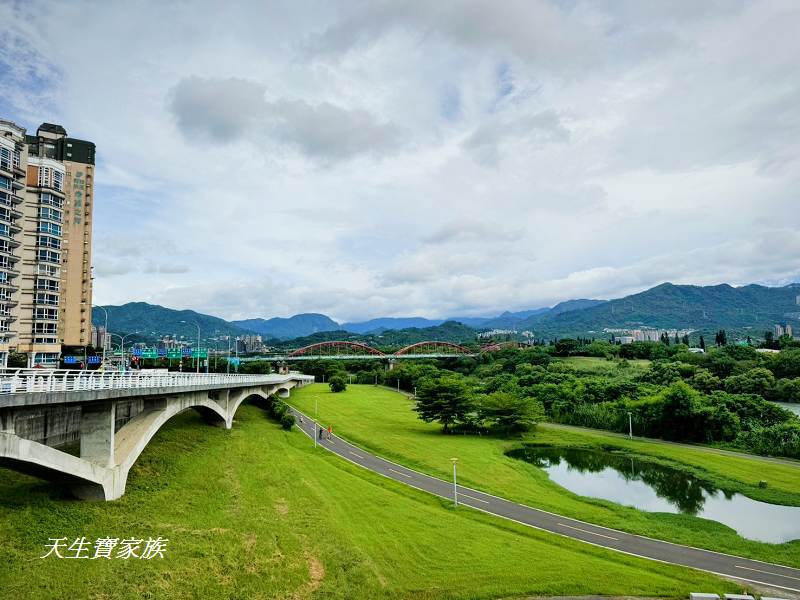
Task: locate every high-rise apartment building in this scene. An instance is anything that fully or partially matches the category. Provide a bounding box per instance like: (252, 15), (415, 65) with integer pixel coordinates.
(0, 118), (95, 367)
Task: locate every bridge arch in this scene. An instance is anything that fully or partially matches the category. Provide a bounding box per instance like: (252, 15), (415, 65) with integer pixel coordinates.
(288, 341), (385, 358)
(395, 341), (472, 356)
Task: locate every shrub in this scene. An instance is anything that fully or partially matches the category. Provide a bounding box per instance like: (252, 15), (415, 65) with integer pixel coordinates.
(279, 412), (296, 430)
(329, 375), (347, 393)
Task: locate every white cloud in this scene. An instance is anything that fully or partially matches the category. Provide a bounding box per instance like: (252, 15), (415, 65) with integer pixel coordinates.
(1, 0), (798, 322)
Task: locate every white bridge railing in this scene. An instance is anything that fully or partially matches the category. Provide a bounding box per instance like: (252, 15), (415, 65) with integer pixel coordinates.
(0, 369), (312, 395)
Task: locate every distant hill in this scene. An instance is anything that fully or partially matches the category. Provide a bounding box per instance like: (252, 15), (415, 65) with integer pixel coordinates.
(91, 302), (251, 342)
(518, 283), (800, 336)
(92, 282), (800, 347)
(341, 317), (444, 334)
(275, 320), (478, 349)
(233, 313), (339, 340)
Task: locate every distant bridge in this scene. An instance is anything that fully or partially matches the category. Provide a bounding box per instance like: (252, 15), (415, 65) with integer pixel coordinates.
(242, 340), (522, 361)
(0, 369), (313, 500)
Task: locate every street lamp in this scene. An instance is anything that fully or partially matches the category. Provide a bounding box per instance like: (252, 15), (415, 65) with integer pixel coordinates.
(93, 304), (109, 367)
(627, 411), (633, 439)
(108, 332), (138, 368)
(180, 320), (201, 373)
(451, 458), (458, 508)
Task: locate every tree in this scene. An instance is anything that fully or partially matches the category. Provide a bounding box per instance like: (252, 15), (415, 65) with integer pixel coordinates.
(479, 391), (544, 434)
(414, 373), (474, 432)
(699, 335), (706, 351)
(329, 375), (347, 393)
(682, 334), (690, 346)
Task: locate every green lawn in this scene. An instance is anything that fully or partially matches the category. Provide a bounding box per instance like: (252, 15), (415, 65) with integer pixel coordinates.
(288, 384), (800, 568)
(559, 356), (651, 371)
(0, 403), (734, 599)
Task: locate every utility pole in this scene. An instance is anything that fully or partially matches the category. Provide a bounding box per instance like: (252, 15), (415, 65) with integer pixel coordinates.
(628, 412), (633, 439)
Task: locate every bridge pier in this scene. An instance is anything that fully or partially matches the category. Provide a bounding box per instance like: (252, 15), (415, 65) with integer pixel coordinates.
(79, 402), (116, 468)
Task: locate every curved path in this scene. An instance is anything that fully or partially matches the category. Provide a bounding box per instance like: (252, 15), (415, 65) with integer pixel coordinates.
(290, 408), (800, 594)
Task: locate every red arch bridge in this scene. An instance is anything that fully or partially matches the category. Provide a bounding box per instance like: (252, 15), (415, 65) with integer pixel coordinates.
(239, 340), (516, 362)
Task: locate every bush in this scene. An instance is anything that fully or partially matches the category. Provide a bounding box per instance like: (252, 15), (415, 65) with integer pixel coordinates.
(329, 375), (347, 393)
(279, 412), (296, 430)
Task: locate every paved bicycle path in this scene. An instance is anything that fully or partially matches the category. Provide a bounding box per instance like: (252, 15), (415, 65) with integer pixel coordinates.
(290, 408), (800, 594)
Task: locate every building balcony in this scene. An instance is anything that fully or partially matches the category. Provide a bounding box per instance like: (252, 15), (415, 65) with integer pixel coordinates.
(11, 179), (24, 191)
(0, 282), (19, 293)
(0, 235), (21, 248)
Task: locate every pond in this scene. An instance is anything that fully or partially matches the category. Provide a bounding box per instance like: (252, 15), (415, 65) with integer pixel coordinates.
(775, 401), (800, 418)
(509, 446), (800, 544)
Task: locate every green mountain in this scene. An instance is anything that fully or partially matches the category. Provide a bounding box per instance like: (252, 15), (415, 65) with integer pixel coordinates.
(519, 283), (800, 336)
(91, 302), (252, 343)
(274, 321), (477, 350)
(233, 313), (339, 340)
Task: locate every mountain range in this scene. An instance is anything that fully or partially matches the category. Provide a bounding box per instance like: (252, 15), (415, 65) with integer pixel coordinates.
(92, 282), (800, 343)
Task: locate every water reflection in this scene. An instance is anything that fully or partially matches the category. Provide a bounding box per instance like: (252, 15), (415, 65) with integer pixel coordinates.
(509, 446), (800, 544)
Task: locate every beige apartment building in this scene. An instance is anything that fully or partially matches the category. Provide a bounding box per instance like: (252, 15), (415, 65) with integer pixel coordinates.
(0, 119), (95, 367)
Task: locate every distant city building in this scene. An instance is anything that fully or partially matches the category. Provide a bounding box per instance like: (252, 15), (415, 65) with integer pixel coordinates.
(605, 328), (694, 342)
(90, 325), (106, 349)
(775, 323), (793, 338)
(0, 119), (96, 366)
(236, 334), (264, 353)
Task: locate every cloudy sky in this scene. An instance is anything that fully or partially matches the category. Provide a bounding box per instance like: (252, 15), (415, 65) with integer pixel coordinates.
(1, 0), (799, 322)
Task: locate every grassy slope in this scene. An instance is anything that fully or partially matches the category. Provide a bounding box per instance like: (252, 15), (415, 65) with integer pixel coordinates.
(288, 384), (800, 568)
(0, 404), (732, 600)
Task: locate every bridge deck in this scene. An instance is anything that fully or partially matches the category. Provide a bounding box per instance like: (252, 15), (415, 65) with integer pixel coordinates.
(0, 370), (313, 408)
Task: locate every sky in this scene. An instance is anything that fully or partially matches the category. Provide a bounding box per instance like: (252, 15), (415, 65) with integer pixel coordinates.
(1, 0), (799, 322)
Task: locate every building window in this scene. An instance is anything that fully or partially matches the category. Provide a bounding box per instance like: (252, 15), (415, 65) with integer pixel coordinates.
(38, 222), (62, 236)
(0, 175), (10, 190)
(0, 271), (7, 283)
(37, 235), (60, 249)
(35, 278), (60, 292)
(0, 147), (10, 170)
(0, 224), (9, 238)
(40, 193), (63, 208)
(37, 167), (65, 191)
(38, 207), (62, 222)
(36, 264), (59, 277)
(36, 249), (60, 264)
(34, 322), (57, 334)
(35, 292), (59, 305)
(34, 308), (58, 320)
(0, 240), (10, 254)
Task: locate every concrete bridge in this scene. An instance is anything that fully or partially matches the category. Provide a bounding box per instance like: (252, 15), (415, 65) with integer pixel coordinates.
(0, 369), (314, 501)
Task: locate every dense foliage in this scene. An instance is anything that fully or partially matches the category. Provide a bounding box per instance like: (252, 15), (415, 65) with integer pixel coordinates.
(300, 343), (800, 457)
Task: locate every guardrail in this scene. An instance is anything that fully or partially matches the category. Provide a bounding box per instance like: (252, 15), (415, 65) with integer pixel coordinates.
(0, 369), (311, 395)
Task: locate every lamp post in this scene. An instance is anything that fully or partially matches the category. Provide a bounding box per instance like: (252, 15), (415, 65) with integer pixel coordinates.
(108, 332), (138, 368)
(628, 411), (633, 439)
(93, 304), (109, 367)
(181, 320), (201, 373)
(314, 397), (319, 449)
(451, 458), (458, 508)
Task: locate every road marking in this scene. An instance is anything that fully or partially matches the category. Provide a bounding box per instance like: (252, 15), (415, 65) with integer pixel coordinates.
(458, 493), (489, 504)
(388, 468), (413, 478)
(349, 451), (364, 459)
(735, 565), (800, 582)
(557, 522), (619, 541)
